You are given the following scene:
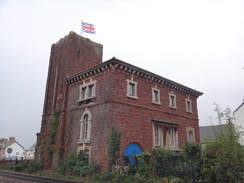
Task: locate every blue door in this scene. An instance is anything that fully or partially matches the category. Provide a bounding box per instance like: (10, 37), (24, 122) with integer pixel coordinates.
(124, 143), (142, 164)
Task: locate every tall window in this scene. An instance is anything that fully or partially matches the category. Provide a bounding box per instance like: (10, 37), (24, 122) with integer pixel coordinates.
(169, 127), (176, 148)
(88, 84), (94, 97)
(186, 99), (192, 113)
(81, 87), (86, 99)
(186, 127), (195, 142)
(82, 114), (89, 139)
(126, 78), (138, 99)
(188, 131), (193, 141)
(154, 125), (161, 146)
(129, 83), (135, 96)
(169, 93), (177, 109)
(152, 86), (161, 105)
(79, 110), (91, 142)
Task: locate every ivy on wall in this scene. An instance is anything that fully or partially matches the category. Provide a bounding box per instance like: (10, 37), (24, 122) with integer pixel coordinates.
(108, 126), (122, 171)
(50, 110), (59, 145)
(46, 110), (59, 167)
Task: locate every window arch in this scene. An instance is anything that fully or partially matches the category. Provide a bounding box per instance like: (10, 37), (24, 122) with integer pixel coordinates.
(79, 110), (91, 142)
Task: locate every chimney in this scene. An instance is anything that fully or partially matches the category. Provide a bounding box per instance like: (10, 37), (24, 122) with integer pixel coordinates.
(0, 138), (7, 144)
(9, 137), (15, 143)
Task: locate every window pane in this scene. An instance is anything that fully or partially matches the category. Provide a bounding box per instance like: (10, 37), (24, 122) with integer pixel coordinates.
(83, 114), (89, 139)
(187, 101), (191, 112)
(170, 95), (175, 107)
(82, 87), (86, 99)
(88, 84), (94, 97)
(169, 128), (176, 148)
(189, 131), (193, 141)
(129, 83), (135, 96)
(155, 125), (160, 146)
(154, 90), (158, 102)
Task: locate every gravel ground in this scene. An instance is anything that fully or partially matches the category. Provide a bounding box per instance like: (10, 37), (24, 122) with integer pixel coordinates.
(0, 175), (41, 183)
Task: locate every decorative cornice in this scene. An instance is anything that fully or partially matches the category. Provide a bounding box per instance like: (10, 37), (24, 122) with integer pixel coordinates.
(65, 57), (203, 97)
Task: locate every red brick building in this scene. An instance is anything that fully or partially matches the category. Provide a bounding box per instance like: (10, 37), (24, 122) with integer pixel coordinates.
(36, 31), (203, 171)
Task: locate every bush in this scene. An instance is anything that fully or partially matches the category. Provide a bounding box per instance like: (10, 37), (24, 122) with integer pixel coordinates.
(200, 126), (244, 183)
(152, 143), (202, 182)
(179, 142), (202, 182)
(14, 162), (27, 172)
(13, 161), (42, 173)
(152, 148), (181, 178)
(136, 151), (152, 178)
(57, 151), (99, 177)
(23, 161), (43, 173)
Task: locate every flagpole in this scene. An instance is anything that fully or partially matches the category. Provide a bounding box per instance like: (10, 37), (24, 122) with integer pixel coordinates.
(81, 20), (83, 36)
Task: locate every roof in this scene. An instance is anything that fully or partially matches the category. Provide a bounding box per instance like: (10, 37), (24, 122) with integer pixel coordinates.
(233, 101), (244, 115)
(1, 141), (24, 150)
(65, 57), (203, 97)
(28, 143), (36, 151)
(200, 125), (227, 143)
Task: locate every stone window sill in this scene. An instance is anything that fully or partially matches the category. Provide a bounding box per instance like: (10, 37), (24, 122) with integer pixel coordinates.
(77, 139), (91, 144)
(76, 96), (96, 104)
(152, 102), (161, 105)
(126, 95), (138, 100)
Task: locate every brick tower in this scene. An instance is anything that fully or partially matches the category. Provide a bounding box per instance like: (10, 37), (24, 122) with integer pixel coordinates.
(36, 31), (103, 169)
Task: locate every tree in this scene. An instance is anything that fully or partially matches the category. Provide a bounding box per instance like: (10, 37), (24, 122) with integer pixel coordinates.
(200, 104), (244, 183)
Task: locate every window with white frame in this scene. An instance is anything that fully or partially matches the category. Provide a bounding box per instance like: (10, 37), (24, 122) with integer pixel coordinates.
(186, 98), (193, 113)
(169, 127), (177, 148)
(154, 124), (161, 147)
(152, 121), (179, 149)
(88, 84), (94, 98)
(79, 110), (91, 143)
(82, 114), (89, 139)
(169, 92), (177, 109)
(81, 87), (86, 99)
(152, 86), (161, 104)
(186, 127), (195, 142)
(126, 78), (138, 99)
(77, 80), (96, 102)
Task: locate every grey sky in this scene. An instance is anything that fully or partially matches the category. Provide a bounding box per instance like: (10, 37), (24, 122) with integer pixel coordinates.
(0, 0), (243, 149)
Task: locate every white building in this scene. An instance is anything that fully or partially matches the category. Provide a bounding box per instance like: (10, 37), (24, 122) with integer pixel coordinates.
(25, 143), (35, 160)
(0, 137), (25, 160)
(233, 101), (244, 145)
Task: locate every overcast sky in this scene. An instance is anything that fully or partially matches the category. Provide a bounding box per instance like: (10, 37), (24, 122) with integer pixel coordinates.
(0, 0), (243, 149)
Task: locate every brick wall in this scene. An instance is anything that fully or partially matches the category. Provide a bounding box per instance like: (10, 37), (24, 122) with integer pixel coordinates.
(37, 32), (202, 171)
(36, 32), (103, 169)
(63, 68), (201, 171)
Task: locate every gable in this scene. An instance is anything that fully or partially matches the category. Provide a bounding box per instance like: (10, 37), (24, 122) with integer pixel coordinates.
(3, 141), (24, 150)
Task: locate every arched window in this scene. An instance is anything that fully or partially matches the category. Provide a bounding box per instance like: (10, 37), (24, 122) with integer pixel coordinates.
(82, 114), (89, 139)
(79, 110), (91, 142)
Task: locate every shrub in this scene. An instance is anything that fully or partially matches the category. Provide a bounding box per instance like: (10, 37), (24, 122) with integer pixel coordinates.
(200, 126), (244, 183)
(179, 142), (202, 182)
(152, 143), (202, 182)
(152, 148), (180, 178)
(14, 161), (42, 173)
(136, 151), (152, 178)
(23, 161), (43, 173)
(57, 151), (99, 177)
